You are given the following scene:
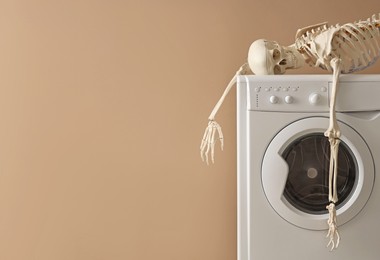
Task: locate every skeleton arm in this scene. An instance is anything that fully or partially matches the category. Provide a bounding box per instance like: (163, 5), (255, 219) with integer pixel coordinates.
(200, 64), (250, 164)
(324, 58), (342, 251)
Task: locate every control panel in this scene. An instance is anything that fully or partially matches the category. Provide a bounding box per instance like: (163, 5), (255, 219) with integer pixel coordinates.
(240, 74), (380, 113)
(247, 80), (329, 112)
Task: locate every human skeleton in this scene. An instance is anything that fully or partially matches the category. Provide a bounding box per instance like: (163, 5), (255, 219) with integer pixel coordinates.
(200, 14), (380, 250)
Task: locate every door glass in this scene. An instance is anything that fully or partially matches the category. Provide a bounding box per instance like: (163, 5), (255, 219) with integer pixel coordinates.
(282, 133), (357, 214)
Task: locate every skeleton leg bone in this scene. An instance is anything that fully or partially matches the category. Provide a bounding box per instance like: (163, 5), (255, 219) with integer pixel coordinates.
(324, 57), (342, 250)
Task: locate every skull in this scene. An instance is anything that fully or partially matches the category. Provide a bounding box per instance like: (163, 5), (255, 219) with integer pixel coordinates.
(248, 39), (305, 75)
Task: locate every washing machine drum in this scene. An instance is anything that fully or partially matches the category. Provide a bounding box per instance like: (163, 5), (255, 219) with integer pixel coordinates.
(262, 117), (374, 230)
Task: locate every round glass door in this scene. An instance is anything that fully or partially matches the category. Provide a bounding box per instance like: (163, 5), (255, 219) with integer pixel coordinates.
(261, 117), (374, 230)
(282, 133), (357, 215)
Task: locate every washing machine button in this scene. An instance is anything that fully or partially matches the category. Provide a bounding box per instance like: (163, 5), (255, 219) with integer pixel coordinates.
(309, 93), (321, 105)
(269, 96), (279, 104)
(284, 95), (294, 104)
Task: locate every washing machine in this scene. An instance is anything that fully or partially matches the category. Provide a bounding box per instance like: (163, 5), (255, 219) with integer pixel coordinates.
(237, 74), (380, 260)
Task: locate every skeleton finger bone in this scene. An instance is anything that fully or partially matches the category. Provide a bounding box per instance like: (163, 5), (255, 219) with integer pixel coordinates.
(216, 122), (224, 151)
(210, 126), (216, 163)
(200, 124), (212, 164)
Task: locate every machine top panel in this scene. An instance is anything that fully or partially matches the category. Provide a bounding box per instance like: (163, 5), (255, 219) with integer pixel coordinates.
(238, 74), (380, 112)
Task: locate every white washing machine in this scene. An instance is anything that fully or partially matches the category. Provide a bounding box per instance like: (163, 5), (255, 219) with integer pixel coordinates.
(237, 74), (380, 260)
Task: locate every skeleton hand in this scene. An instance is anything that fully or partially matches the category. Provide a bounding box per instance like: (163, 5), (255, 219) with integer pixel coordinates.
(200, 64), (250, 164)
(326, 203), (340, 251)
(200, 120), (224, 164)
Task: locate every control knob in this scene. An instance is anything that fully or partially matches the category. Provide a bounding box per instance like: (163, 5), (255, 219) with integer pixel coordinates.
(269, 96), (279, 104)
(284, 95), (293, 104)
(309, 93), (321, 105)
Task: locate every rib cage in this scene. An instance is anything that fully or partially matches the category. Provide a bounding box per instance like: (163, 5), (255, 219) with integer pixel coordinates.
(295, 13), (380, 73)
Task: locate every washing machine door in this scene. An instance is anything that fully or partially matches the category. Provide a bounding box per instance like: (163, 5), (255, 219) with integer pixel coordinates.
(262, 117), (374, 230)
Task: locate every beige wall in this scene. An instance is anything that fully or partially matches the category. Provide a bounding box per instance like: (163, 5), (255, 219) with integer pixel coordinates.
(0, 1), (379, 259)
